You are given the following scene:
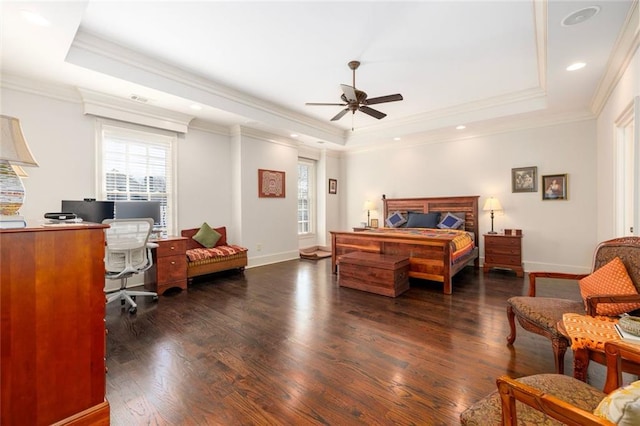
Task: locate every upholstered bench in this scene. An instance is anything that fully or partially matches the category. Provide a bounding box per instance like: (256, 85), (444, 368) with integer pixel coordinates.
(181, 224), (248, 283)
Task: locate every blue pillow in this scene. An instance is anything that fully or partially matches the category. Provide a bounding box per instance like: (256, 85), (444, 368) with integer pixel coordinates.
(385, 211), (407, 228)
(406, 212), (441, 228)
(437, 212), (465, 229)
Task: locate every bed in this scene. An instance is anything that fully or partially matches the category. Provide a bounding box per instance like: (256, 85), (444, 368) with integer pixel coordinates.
(330, 195), (480, 294)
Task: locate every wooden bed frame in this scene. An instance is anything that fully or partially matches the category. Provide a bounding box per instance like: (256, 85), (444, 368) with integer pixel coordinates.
(331, 195), (480, 295)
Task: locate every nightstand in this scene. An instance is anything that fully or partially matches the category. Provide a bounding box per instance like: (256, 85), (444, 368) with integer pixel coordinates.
(483, 233), (524, 277)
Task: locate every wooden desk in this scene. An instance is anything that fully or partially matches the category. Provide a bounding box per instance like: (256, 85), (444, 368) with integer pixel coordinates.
(1, 224), (110, 425)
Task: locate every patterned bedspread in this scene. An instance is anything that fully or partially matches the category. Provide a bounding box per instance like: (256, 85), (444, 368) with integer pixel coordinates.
(365, 228), (475, 262)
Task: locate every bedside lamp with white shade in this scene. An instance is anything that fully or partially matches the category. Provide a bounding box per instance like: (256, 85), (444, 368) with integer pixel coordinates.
(0, 115), (39, 220)
(483, 197), (503, 234)
(363, 200), (376, 228)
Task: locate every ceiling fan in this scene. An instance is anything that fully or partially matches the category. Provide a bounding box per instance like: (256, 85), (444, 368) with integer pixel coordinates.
(306, 60), (403, 122)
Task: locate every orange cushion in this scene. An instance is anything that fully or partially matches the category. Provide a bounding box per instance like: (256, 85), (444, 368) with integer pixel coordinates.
(579, 257), (640, 316)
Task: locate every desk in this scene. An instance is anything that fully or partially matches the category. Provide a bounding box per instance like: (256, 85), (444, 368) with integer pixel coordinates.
(1, 225), (110, 425)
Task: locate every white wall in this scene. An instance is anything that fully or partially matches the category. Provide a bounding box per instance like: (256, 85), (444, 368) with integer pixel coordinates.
(596, 46), (640, 241)
(342, 120), (598, 273)
(2, 88), (97, 222)
(238, 131), (300, 266)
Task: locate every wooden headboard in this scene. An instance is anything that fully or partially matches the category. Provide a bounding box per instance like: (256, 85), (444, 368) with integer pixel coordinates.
(382, 195), (480, 238)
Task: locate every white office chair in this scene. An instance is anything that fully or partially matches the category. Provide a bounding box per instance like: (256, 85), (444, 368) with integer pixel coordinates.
(103, 218), (159, 314)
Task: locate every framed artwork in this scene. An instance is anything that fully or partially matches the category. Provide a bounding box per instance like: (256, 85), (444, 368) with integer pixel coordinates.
(542, 174), (568, 200)
(329, 179), (337, 194)
(258, 169), (285, 198)
(512, 166), (537, 193)
(370, 218), (379, 228)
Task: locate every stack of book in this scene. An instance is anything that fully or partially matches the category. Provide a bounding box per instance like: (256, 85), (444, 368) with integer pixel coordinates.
(0, 215), (26, 229)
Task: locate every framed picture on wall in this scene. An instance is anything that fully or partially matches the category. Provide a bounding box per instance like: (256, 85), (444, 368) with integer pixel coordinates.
(329, 179), (337, 194)
(258, 169), (285, 198)
(542, 174), (568, 200)
(512, 166), (537, 193)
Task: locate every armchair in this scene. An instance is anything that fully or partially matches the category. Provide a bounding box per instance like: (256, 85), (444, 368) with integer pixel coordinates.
(460, 340), (640, 425)
(506, 237), (640, 376)
(104, 218), (159, 314)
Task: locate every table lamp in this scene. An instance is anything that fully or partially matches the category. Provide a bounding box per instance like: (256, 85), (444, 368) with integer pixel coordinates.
(363, 200), (376, 227)
(0, 115), (39, 216)
(483, 197), (503, 234)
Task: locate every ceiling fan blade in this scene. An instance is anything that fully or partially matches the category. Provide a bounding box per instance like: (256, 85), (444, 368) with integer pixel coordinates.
(340, 84), (357, 102)
(359, 106), (386, 120)
(364, 94), (403, 105)
(330, 108), (349, 121)
(306, 102), (347, 106)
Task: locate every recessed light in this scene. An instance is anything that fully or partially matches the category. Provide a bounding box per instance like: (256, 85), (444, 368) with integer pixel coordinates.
(290, 134), (298, 138)
(566, 62), (586, 71)
(393, 137), (401, 141)
(456, 125), (466, 130)
(20, 10), (51, 27)
(190, 104), (202, 110)
(561, 6), (600, 27)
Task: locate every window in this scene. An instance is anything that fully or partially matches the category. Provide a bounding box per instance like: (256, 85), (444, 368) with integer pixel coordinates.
(97, 121), (177, 235)
(297, 159), (315, 234)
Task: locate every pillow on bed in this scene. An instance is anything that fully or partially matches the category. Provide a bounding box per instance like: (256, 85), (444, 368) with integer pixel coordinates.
(406, 212), (441, 228)
(437, 212), (465, 229)
(386, 211), (407, 228)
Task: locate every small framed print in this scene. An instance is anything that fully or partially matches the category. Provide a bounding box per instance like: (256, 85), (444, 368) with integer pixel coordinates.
(542, 174), (568, 200)
(329, 178), (337, 194)
(512, 166), (537, 193)
(370, 218), (379, 228)
(258, 169), (285, 198)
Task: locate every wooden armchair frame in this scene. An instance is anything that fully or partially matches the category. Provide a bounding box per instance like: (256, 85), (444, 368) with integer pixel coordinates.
(506, 236), (640, 377)
(496, 340), (640, 426)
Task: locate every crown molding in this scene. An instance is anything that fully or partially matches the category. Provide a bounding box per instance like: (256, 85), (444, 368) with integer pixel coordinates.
(346, 86), (547, 145)
(67, 30), (346, 145)
(344, 109), (594, 155)
(1, 74), (81, 104)
(591, 0), (640, 115)
(78, 88), (194, 133)
(534, 0), (548, 91)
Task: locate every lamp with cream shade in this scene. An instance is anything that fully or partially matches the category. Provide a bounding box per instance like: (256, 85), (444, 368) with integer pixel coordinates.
(1, 115), (39, 219)
(483, 197), (503, 234)
(363, 200), (376, 228)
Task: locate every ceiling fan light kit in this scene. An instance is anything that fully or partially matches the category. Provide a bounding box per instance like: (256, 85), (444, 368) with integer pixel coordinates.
(306, 60), (403, 123)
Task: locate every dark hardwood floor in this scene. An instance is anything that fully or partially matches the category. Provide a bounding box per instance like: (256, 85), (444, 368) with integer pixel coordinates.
(105, 259), (598, 425)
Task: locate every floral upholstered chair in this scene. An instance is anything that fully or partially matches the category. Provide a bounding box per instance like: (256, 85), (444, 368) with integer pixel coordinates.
(506, 237), (640, 375)
(460, 340), (640, 425)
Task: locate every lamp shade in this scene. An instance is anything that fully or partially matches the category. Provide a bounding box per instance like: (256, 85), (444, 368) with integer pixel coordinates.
(1, 115), (39, 166)
(0, 116), (37, 217)
(483, 197), (503, 212)
(363, 200), (376, 212)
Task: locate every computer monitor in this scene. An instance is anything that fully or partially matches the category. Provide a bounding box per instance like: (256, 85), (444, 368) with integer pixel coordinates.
(114, 201), (162, 225)
(61, 200), (115, 223)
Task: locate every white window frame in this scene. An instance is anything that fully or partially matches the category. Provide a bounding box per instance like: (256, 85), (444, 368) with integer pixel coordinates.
(96, 119), (178, 236)
(298, 159), (316, 235)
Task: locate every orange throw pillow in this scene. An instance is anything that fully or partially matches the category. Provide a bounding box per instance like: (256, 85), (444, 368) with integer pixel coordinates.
(579, 257), (640, 316)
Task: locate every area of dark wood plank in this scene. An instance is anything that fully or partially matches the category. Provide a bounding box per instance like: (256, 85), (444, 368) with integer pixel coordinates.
(105, 259), (595, 425)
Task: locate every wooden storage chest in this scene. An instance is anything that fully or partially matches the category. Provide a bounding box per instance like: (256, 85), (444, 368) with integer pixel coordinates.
(338, 252), (410, 297)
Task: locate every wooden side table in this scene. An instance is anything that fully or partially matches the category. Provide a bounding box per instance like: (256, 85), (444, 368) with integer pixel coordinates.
(145, 236), (188, 294)
(483, 233), (524, 277)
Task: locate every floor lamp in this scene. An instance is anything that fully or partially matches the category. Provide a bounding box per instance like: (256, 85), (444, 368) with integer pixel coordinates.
(483, 197), (503, 234)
